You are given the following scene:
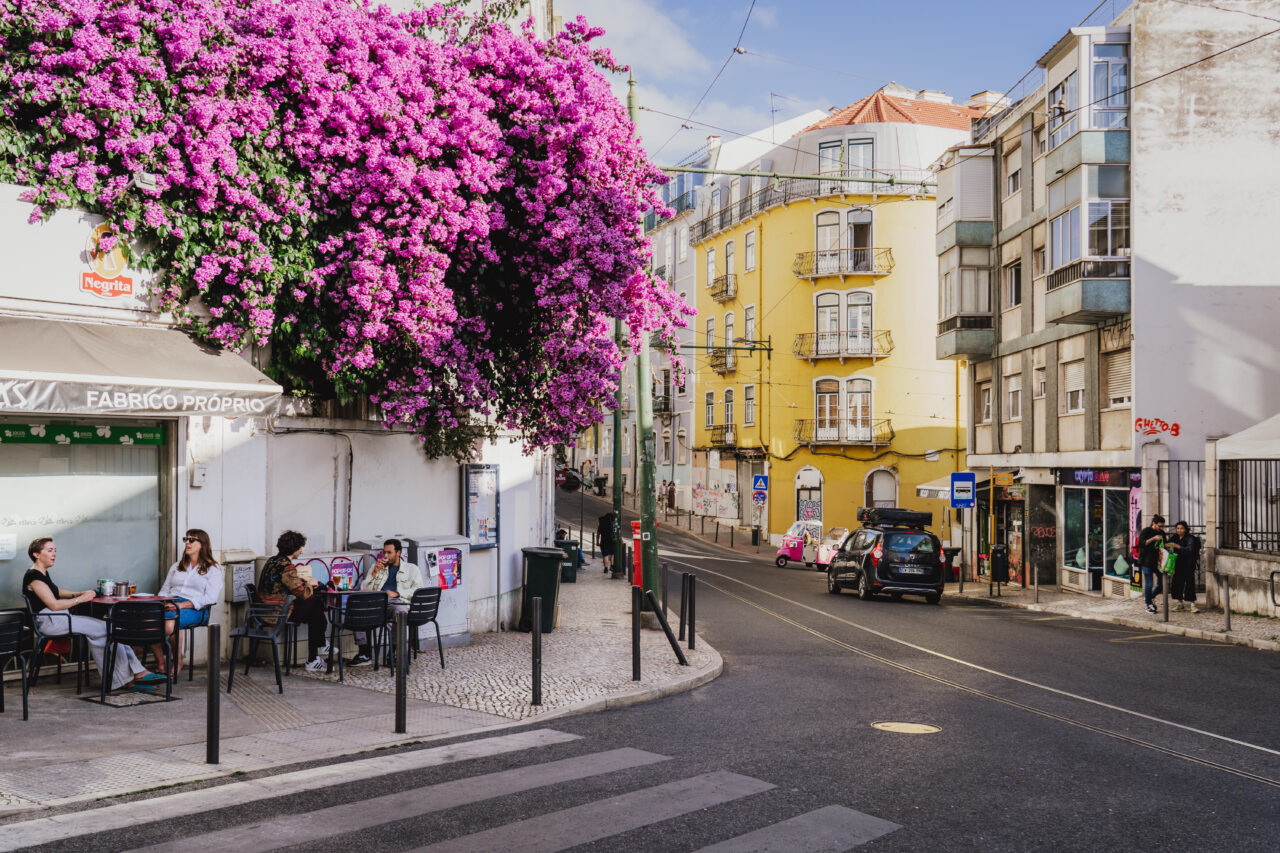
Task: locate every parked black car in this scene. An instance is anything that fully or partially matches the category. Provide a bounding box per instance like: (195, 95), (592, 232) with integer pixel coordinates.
(827, 507), (944, 604)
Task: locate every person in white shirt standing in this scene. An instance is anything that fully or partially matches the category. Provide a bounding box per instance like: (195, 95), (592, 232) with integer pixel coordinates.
(156, 528), (223, 676)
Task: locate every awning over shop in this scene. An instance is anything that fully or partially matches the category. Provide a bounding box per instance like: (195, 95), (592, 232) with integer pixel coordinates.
(1217, 411), (1280, 460)
(0, 317), (283, 418)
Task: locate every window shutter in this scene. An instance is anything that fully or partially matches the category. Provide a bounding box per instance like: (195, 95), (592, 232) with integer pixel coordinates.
(1105, 350), (1132, 404)
(1064, 360), (1085, 392)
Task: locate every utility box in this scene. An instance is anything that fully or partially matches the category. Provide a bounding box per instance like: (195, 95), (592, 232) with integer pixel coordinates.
(991, 544), (1010, 584)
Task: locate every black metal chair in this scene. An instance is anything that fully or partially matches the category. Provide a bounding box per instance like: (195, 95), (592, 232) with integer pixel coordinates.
(406, 588), (445, 670)
(326, 592), (388, 683)
(102, 601), (173, 702)
(246, 582), (308, 676)
(0, 610), (32, 720)
(178, 605), (211, 683)
(227, 596), (294, 695)
(24, 598), (90, 694)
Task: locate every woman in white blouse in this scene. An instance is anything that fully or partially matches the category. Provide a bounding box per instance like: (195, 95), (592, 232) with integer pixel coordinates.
(156, 528), (223, 675)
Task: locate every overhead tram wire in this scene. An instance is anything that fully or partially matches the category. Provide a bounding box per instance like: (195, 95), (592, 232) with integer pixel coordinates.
(651, 0), (759, 159)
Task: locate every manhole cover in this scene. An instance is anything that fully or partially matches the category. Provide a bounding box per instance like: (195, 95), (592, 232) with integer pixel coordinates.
(871, 721), (941, 734)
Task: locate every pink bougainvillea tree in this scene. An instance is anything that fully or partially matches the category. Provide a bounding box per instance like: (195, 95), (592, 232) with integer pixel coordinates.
(0, 0), (688, 458)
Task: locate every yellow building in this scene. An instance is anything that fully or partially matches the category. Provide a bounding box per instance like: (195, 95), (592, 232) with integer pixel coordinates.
(691, 84), (986, 541)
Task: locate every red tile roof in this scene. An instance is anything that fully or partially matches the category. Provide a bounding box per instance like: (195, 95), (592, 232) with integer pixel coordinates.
(802, 90), (985, 133)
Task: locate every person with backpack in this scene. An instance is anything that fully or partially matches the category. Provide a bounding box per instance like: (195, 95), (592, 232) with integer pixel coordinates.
(1166, 521), (1201, 613)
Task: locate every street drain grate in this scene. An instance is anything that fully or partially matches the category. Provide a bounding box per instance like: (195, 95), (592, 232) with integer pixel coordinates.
(870, 721), (941, 734)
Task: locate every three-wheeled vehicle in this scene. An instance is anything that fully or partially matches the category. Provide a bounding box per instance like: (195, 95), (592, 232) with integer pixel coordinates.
(814, 526), (850, 571)
(775, 520), (824, 568)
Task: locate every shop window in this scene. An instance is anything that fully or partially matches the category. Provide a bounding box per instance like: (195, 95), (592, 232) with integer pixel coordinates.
(1064, 486), (1131, 577)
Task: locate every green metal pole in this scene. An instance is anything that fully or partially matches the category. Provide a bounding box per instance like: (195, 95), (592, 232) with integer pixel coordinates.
(629, 73), (660, 604)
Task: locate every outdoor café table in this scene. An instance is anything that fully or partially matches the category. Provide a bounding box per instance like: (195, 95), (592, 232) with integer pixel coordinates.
(318, 588), (386, 674)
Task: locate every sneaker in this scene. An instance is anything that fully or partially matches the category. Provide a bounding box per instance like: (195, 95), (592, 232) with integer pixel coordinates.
(1147, 604), (1157, 614)
(347, 653), (373, 667)
(304, 657), (327, 672)
(316, 644), (335, 656)
(1189, 605), (1200, 614)
(1172, 602), (1184, 612)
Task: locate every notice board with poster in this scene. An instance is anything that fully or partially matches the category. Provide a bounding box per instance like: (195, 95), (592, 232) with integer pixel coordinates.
(464, 464), (499, 550)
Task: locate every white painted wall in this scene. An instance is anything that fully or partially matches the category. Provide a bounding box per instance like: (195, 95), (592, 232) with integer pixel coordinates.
(1131, 0), (1280, 460)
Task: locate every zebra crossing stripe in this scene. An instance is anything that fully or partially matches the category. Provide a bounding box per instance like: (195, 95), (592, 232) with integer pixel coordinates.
(694, 804), (901, 852)
(126, 748), (671, 853)
(0, 729), (581, 853)
(407, 771), (776, 853)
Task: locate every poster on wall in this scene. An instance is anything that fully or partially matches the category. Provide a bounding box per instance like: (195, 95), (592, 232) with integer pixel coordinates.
(464, 464), (499, 550)
(436, 548), (462, 589)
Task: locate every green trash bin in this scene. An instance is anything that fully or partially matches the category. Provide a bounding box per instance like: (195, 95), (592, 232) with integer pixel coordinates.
(557, 538), (580, 583)
(519, 547), (563, 633)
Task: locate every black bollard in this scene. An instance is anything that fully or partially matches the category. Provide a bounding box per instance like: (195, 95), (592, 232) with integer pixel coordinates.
(394, 610), (408, 733)
(645, 589), (688, 666)
(206, 624), (221, 764)
(678, 572), (689, 641)
(715, 521), (720, 543)
(731, 525), (734, 548)
(688, 575), (697, 650)
(662, 562), (669, 617)
(532, 597), (542, 705)
(631, 585), (642, 681)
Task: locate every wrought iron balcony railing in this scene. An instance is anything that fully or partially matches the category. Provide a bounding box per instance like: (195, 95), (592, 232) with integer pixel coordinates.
(654, 395), (673, 415)
(708, 424), (737, 447)
(654, 264), (667, 282)
(792, 248), (894, 278)
(1046, 258), (1131, 291)
(709, 273), (737, 302)
(793, 330), (893, 361)
(792, 418), (894, 447)
(707, 347), (737, 374)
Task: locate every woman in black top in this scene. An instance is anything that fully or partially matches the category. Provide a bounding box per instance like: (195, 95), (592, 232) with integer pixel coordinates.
(1166, 521), (1201, 613)
(23, 537), (163, 691)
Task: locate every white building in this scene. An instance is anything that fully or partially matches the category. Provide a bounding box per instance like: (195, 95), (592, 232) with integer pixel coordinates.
(0, 184), (556, 661)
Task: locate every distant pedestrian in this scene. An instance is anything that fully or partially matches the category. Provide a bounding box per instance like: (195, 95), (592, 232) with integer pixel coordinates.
(1138, 514), (1167, 614)
(667, 480), (676, 512)
(597, 511), (616, 574)
(1166, 521), (1200, 613)
(658, 479), (668, 511)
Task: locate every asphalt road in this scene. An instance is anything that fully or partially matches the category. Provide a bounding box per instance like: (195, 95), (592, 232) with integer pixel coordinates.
(28, 494), (1280, 851)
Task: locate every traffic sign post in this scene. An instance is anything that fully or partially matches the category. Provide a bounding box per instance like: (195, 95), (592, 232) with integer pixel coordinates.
(950, 472), (976, 509)
(752, 490), (767, 507)
(752, 475), (769, 492)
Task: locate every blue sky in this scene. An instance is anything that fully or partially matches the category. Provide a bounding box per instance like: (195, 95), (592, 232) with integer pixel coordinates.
(555, 0), (1124, 163)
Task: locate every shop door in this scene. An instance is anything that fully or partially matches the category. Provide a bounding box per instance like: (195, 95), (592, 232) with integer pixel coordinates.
(846, 293), (872, 355)
(1003, 502), (1025, 585)
(0, 421), (164, 605)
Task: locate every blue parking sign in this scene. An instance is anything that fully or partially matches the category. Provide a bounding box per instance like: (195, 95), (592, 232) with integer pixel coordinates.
(950, 472), (976, 509)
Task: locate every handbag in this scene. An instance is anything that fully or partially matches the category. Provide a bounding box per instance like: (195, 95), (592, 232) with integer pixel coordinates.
(1158, 546), (1177, 575)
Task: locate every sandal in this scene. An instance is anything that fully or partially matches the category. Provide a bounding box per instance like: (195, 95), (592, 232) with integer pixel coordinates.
(136, 672), (167, 685)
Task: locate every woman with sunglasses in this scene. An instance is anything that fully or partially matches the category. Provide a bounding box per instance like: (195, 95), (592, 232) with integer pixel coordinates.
(155, 529), (223, 675)
(22, 537), (164, 691)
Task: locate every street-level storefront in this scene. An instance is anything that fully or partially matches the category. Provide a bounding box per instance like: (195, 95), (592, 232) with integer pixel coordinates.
(0, 316), (283, 605)
(1055, 468), (1141, 596)
(975, 477), (1056, 588)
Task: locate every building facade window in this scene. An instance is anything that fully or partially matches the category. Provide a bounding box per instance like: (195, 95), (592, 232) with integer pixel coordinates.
(665, 234), (675, 274)
(939, 246), (992, 318)
(815, 378), (840, 440)
(1006, 373), (1022, 421)
(705, 391), (715, 427)
(1033, 247), (1046, 278)
(1004, 262), (1022, 307)
(724, 312), (736, 369)
(1034, 367), (1046, 398)
(744, 305), (756, 341)
(677, 428), (688, 464)
(662, 429), (671, 463)
(744, 385), (756, 425)
(705, 316), (715, 350)
(847, 378), (872, 441)
(978, 383), (992, 423)
(679, 226), (689, 260)
(744, 230), (756, 271)
(724, 389), (735, 427)
(1104, 349), (1132, 408)
(1091, 42), (1129, 129)
(1050, 207), (1081, 270)
(1048, 71), (1079, 148)
(1004, 146), (1021, 197)
(724, 240), (735, 276)
(705, 246), (715, 287)
(1063, 360), (1086, 413)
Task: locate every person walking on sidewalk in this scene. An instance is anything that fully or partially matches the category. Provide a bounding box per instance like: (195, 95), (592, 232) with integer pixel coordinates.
(1138, 514), (1167, 614)
(1166, 521), (1200, 613)
(597, 511), (616, 574)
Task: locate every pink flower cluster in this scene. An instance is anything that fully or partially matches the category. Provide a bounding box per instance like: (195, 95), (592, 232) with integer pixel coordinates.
(0, 0), (689, 456)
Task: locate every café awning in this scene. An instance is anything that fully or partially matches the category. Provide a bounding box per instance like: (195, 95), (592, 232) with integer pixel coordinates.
(1217, 411), (1280, 460)
(0, 317), (283, 418)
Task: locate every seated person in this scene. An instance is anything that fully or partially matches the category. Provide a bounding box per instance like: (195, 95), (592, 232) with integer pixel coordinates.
(156, 528), (223, 675)
(349, 538), (422, 666)
(257, 530), (332, 671)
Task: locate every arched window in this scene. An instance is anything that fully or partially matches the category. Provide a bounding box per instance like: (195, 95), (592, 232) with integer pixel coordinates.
(847, 378), (873, 441)
(796, 465), (823, 522)
(866, 469), (898, 508)
(816, 293), (840, 355)
(815, 379), (840, 441)
(816, 211), (840, 274)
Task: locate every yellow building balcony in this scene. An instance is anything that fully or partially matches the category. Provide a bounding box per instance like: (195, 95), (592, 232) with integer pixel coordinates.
(792, 417), (895, 447)
(792, 248), (894, 279)
(708, 424), (737, 448)
(707, 347), (737, 374)
(709, 273), (737, 302)
(793, 330), (893, 362)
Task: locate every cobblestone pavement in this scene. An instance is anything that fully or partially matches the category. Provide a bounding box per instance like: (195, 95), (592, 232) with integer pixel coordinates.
(299, 558), (720, 720)
(0, 554), (720, 817)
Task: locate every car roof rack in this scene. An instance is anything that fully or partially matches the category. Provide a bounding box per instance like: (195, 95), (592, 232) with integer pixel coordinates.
(857, 506), (932, 529)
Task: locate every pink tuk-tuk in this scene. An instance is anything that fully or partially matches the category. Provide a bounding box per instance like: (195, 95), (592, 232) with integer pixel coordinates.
(775, 520), (824, 568)
(815, 526), (850, 571)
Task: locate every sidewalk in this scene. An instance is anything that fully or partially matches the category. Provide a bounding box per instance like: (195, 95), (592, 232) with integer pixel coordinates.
(946, 579), (1280, 652)
(0, 558), (720, 820)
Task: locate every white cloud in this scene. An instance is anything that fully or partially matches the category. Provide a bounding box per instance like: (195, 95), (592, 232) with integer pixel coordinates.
(752, 5), (779, 29)
(556, 0), (713, 83)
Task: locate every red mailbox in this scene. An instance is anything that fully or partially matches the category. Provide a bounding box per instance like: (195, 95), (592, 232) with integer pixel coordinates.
(630, 519), (659, 586)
